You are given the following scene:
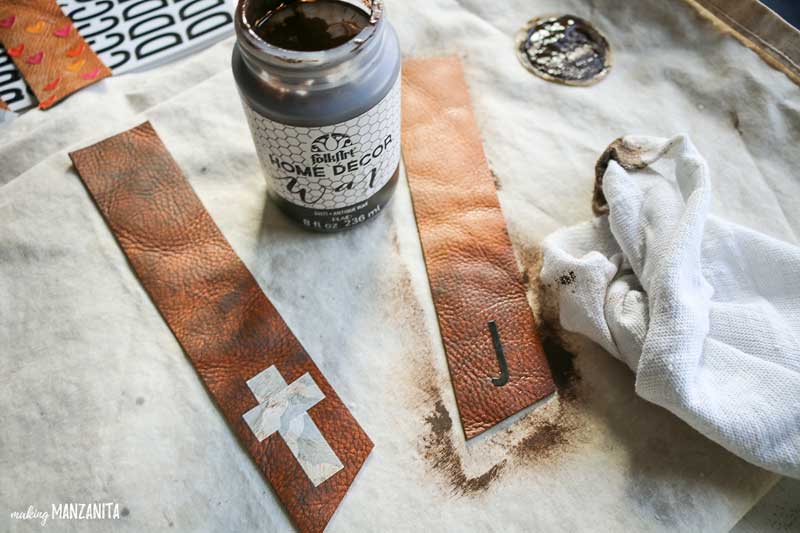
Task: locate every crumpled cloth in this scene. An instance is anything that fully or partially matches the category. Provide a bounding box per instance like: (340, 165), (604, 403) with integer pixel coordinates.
(541, 135), (800, 478)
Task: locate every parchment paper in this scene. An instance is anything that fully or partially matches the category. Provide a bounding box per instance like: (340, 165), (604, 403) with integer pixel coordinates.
(2, 0), (799, 531)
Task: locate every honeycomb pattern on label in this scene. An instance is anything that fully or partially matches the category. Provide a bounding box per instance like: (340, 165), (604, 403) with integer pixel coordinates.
(244, 77), (401, 211)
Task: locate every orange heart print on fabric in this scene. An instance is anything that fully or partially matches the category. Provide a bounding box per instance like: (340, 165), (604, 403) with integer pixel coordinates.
(0, 0), (110, 110)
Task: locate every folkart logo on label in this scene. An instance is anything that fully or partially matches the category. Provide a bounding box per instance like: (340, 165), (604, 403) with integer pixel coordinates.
(244, 77), (401, 212)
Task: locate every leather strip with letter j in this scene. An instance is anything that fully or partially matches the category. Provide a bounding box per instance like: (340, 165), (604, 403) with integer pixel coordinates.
(69, 122), (372, 533)
(401, 57), (555, 439)
(0, 0), (110, 109)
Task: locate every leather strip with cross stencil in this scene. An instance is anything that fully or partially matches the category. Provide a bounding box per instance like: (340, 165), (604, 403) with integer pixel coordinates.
(69, 122), (372, 533)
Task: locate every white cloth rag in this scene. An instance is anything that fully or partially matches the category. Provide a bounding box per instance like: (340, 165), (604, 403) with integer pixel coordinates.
(541, 135), (800, 478)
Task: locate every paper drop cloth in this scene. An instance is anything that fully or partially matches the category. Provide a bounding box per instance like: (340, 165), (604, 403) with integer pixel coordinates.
(2, 0), (800, 531)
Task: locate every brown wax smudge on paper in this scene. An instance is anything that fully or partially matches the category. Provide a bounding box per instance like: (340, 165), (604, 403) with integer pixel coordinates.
(0, 0), (110, 109)
(379, 231), (516, 496)
(415, 320), (585, 496)
(422, 398), (508, 495)
(398, 233), (587, 496)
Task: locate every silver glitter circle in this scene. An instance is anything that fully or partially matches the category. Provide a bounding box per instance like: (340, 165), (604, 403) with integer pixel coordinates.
(515, 15), (611, 86)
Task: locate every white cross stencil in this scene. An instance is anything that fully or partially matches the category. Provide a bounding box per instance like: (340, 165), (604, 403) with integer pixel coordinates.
(242, 365), (344, 487)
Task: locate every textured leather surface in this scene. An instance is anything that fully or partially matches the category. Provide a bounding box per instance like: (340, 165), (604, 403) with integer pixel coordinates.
(401, 57), (555, 439)
(0, 0), (110, 109)
(69, 122), (372, 533)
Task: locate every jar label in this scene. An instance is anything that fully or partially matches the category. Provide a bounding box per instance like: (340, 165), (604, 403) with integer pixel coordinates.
(243, 76), (401, 212)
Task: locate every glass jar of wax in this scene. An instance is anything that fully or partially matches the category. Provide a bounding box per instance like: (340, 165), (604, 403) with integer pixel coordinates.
(233, 0), (401, 232)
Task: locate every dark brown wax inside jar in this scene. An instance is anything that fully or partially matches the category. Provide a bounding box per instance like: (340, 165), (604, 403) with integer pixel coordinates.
(253, 0), (370, 52)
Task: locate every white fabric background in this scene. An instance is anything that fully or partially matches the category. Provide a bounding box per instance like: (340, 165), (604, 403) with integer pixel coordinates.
(2, 0), (799, 531)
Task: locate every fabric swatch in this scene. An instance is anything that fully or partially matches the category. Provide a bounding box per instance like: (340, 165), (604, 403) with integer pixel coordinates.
(0, 0), (235, 112)
(0, 0), (110, 109)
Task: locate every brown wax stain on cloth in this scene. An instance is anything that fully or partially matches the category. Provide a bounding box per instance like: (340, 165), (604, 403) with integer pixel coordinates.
(592, 137), (650, 215)
(557, 270), (577, 287)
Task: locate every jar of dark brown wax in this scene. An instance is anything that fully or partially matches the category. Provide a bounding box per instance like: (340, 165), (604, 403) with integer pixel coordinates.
(233, 0), (401, 232)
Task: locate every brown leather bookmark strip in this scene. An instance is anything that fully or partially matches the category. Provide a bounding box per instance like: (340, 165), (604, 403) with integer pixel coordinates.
(0, 0), (110, 110)
(69, 122), (372, 533)
(401, 57), (555, 439)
